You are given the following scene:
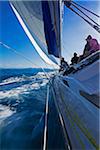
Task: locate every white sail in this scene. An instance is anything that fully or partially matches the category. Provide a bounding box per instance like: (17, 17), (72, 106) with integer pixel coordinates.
(10, 1), (62, 68)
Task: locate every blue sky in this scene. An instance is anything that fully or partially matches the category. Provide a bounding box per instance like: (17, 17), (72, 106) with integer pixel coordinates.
(62, 0), (100, 63)
(0, 1), (46, 68)
(0, 1), (99, 68)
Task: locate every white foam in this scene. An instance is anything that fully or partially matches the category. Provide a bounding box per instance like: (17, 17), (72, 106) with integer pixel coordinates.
(0, 104), (14, 123)
(0, 79), (48, 99)
(0, 77), (24, 86)
(0, 71), (53, 99)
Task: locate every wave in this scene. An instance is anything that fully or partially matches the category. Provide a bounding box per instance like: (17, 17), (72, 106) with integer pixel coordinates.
(0, 69), (59, 150)
(0, 104), (15, 124)
(0, 71), (51, 94)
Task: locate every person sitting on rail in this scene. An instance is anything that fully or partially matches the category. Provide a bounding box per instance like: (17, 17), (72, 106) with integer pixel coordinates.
(78, 35), (100, 62)
(71, 52), (79, 65)
(85, 35), (100, 54)
(59, 57), (69, 72)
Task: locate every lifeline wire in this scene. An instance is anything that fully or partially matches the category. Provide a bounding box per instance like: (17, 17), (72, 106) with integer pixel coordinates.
(0, 41), (51, 79)
(43, 85), (49, 150)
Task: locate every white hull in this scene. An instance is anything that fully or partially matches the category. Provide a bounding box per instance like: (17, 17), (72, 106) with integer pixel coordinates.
(51, 51), (99, 149)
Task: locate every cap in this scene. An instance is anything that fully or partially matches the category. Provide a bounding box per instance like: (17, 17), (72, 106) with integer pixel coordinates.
(85, 35), (92, 40)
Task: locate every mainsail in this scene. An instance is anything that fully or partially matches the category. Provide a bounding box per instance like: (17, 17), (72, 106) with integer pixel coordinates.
(10, 1), (62, 67)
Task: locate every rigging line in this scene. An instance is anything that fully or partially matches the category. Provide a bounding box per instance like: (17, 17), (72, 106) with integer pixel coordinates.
(0, 41), (38, 67)
(71, 2), (100, 27)
(64, 4), (100, 33)
(0, 41), (50, 79)
(72, 1), (100, 18)
(43, 85), (49, 150)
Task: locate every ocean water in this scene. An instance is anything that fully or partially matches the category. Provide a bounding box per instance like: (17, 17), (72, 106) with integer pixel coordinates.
(0, 68), (66, 150)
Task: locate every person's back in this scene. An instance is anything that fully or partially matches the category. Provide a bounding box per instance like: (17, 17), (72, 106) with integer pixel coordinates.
(60, 58), (69, 72)
(61, 60), (69, 69)
(89, 38), (100, 53)
(78, 35), (99, 62)
(83, 42), (90, 55)
(71, 53), (79, 65)
(85, 35), (100, 54)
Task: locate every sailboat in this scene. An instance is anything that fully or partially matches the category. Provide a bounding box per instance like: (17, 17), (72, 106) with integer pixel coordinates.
(7, 0), (100, 150)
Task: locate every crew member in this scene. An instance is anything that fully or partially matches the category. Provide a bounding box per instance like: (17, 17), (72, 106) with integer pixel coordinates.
(71, 52), (79, 65)
(59, 57), (69, 72)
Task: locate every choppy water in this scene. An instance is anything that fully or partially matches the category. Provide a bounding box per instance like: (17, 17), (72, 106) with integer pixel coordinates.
(0, 68), (66, 150)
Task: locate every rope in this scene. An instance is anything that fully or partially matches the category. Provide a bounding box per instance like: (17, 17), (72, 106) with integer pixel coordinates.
(0, 41), (51, 79)
(72, 1), (100, 18)
(64, 3), (100, 33)
(71, 2), (100, 27)
(0, 41), (38, 67)
(43, 85), (49, 150)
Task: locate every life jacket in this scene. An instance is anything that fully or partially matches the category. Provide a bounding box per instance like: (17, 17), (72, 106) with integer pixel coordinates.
(89, 39), (100, 53)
